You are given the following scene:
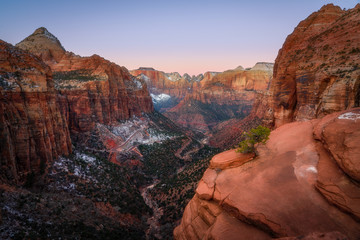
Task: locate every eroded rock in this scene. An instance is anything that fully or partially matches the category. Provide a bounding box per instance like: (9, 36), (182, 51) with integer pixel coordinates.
(175, 109), (360, 239)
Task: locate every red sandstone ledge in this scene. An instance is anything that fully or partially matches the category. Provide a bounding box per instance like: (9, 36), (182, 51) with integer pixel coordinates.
(209, 149), (255, 170)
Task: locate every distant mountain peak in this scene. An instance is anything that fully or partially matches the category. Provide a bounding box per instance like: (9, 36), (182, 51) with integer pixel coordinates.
(31, 27), (60, 43)
(138, 67), (156, 71)
(250, 62), (274, 71)
(33, 26), (51, 35)
(235, 65), (244, 70)
(16, 27), (66, 63)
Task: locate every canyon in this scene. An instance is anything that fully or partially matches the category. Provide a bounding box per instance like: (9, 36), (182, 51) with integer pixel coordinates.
(175, 4), (360, 240)
(0, 2), (360, 240)
(132, 63), (273, 136)
(0, 28), (219, 239)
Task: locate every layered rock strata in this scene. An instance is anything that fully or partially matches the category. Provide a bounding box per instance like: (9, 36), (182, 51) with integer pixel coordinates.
(164, 63), (273, 134)
(0, 40), (71, 184)
(17, 27), (154, 133)
(130, 68), (218, 112)
(269, 4), (360, 127)
(210, 4), (360, 149)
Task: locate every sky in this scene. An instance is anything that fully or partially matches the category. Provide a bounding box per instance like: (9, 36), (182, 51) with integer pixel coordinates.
(0, 0), (359, 75)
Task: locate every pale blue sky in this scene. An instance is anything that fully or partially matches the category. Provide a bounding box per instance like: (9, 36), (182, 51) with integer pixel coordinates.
(0, 0), (358, 75)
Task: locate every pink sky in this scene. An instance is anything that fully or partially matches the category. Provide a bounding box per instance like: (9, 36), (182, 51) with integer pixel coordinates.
(0, 0), (358, 75)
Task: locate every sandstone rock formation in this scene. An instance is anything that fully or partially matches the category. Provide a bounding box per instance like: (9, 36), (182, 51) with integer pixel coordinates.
(130, 68), (216, 112)
(17, 28), (154, 134)
(174, 108), (360, 239)
(164, 64), (273, 134)
(16, 27), (66, 64)
(0, 40), (71, 184)
(210, 4), (360, 149)
(269, 4), (360, 127)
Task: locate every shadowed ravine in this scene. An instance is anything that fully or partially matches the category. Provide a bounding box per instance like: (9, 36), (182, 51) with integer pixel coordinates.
(140, 180), (163, 239)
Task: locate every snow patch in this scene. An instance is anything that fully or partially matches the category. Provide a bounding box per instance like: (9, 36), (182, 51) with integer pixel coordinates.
(53, 157), (69, 172)
(105, 116), (173, 148)
(338, 112), (360, 120)
(76, 152), (96, 164)
(133, 79), (143, 89)
(139, 74), (150, 82)
(165, 72), (182, 82)
(306, 166), (317, 173)
(42, 28), (59, 43)
(150, 93), (171, 103)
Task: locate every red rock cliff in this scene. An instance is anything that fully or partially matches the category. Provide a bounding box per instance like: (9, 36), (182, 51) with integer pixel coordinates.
(130, 68), (200, 100)
(210, 4), (360, 149)
(174, 108), (360, 239)
(17, 28), (154, 133)
(270, 4), (360, 127)
(0, 40), (71, 184)
(164, 63), (273, 134)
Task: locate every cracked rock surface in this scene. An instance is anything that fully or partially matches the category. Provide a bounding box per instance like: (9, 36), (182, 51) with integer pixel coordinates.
(174, 109), (360, 240)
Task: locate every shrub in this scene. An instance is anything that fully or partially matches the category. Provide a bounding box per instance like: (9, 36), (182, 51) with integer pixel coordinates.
(237, 125), (270, 156)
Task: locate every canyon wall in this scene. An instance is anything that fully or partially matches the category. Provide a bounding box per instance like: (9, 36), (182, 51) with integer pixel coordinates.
(175, 4), (360, 239)
(17, 27), (154, 134)
(132, 64), (273, 135)
(174, 108), (360, 239)
(164, 63), (272, 134)
(0, 40), (71, 184)
(270, 4), (360, 127)
(130, 68), (218, 112)
(210, 4), (360, 148)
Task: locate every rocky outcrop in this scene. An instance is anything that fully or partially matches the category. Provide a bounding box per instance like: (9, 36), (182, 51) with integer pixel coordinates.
(0, 40), (71, 184)
(174, 109), (360, 239)
(164, 64), (273, 134)
(269, 4), (360, 127)
(17, 28), (154, 133)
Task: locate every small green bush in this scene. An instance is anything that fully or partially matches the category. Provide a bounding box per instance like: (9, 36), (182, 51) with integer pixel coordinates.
(237, 125), (270, 156)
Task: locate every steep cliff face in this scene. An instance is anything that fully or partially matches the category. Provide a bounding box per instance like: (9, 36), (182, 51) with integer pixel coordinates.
(130, 68), (215, 112)
(209, 92), (272, 148)
(210, 4), (360, 149)
(164, 63), (273, 134)
(53, 54), (154, 133)
(270, 4), (360, 127)
(17, 28), (154, 133)
(0, 40), (71, 184)
(174, 108), (360, 239)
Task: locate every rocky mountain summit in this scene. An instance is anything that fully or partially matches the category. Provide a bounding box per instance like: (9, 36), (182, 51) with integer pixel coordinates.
(16, 28), (154, 134)
(16, 27), (66, 64)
